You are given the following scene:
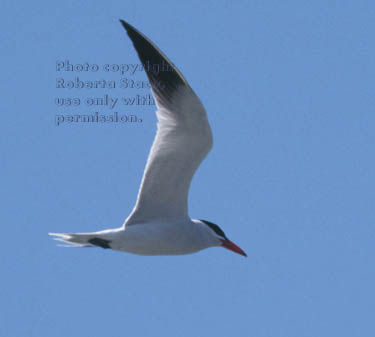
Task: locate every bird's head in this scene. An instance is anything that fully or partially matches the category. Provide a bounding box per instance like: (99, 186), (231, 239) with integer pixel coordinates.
(200, 220), (247, 257)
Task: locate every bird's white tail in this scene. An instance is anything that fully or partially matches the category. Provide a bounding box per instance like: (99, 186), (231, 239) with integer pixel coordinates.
(49, 232), (94, 247)
(48, 232), (112, 249)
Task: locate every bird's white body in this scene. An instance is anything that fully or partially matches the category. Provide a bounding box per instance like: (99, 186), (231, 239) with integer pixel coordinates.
(49, 20), (247, 258)
(86, 219), (219, 256)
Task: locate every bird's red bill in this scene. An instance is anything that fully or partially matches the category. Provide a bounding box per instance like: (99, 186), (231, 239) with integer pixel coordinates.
(221, 240), (247, 257)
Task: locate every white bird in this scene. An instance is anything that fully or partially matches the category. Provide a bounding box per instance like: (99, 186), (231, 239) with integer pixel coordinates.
(49, 20), (247, 257)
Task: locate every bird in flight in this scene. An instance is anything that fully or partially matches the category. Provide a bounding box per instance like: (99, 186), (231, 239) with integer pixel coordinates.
(49, 20), (247, 257)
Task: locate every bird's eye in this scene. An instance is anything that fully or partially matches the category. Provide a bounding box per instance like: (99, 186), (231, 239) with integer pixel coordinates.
(200, 220), (227, 240)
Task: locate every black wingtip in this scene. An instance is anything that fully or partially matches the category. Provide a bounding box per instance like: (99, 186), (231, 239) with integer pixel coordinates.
(118, 18), (188, 106)
(119, 19), (147, 50)
(88, 237), (112, 249)
(119, 19), (127, 29)
(119, 19), (135, 34)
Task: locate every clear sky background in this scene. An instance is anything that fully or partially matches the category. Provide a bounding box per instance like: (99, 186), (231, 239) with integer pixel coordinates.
(1, 1), (374, 336)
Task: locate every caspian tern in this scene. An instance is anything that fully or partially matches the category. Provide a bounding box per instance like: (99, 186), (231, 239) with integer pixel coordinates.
(49, 20), (247, 257)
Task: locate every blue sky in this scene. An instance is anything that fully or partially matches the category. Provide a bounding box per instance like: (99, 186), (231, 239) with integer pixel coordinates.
(1, 0), (374, 336)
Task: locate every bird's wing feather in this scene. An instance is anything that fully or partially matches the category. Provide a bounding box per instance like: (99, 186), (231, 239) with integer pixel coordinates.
(119, 20), (213, 226)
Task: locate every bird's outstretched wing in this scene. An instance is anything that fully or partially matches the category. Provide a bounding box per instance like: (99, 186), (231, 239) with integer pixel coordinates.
(120, 20), (213, 225)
